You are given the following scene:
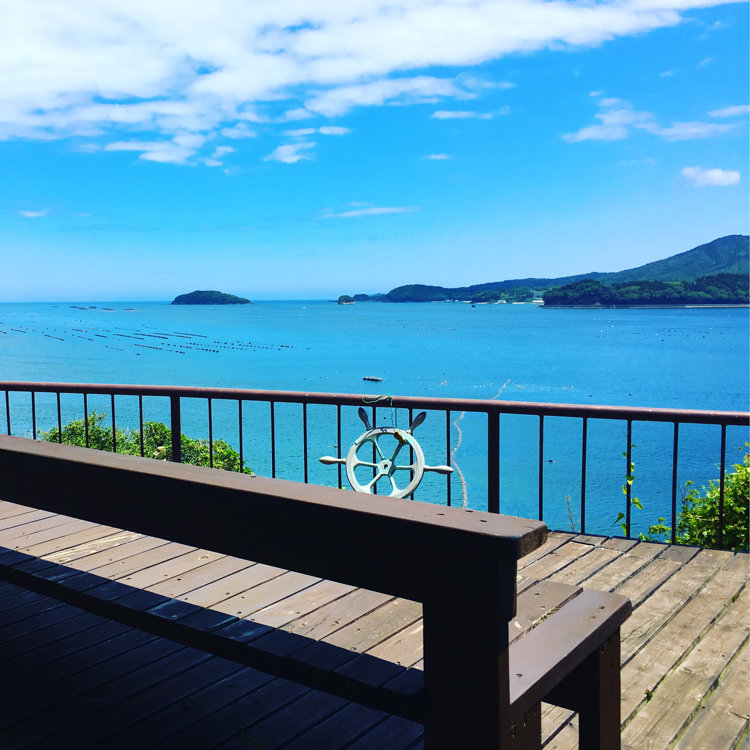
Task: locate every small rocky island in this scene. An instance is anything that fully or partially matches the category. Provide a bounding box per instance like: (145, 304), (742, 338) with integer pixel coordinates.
(171, 290), (251, 305)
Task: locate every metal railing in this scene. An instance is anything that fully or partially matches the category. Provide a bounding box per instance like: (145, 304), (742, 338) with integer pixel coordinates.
(1, 381), (747, 545)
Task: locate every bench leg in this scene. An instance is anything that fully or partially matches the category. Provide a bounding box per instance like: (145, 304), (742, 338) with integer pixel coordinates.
(546, 630), (622, 750)
(510, 703), (541, 750)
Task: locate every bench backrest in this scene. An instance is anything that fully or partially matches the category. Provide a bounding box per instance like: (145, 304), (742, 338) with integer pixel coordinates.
(0, 435), (548, 748)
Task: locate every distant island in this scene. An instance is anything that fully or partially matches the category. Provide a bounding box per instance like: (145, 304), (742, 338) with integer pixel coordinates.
(171, 290), (251, 305)
(341, 235), (749, 305)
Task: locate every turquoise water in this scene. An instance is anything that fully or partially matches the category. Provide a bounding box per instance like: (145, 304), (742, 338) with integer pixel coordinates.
(1, 301), (748, 535)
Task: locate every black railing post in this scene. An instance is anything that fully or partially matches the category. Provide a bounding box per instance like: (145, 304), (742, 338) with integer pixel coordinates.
(580, 417), (588, 534)
(170, 395), (182, 463)
(538, 415), (544, 521)
(488, 410), (500, 514)
(671, 423), (679, 544)
(718, 424), (726, 549)
(625, 421), (633, 537)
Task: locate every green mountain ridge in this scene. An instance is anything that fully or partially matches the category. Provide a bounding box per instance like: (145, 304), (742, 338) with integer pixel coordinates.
(349, 235), (748, 302)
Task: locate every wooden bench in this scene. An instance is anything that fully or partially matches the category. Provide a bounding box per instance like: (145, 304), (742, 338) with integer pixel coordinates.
(0, 436), (631, 748)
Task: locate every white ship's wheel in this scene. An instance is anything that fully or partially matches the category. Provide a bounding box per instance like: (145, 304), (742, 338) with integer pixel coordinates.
(320, 409), (453, 498)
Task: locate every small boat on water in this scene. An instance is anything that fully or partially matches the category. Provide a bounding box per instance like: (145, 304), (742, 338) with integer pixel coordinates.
(362, 376), (382, 382)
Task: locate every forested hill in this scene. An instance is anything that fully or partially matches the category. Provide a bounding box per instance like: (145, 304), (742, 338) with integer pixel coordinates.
(543, 273), (749, 307)
(347, 235), (748, 302)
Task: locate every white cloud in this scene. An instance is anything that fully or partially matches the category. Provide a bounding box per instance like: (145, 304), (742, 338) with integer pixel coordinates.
(325, 205), (419, 218)
(19, 210), (47, 218)
(104, 140), (196, 164)
(318, 126), (350, 135)
(562, 99), (653, 142)
(0, 0), (742, 164)
(284, 128), (317, 137)
(643, 121), (735, 140)
(697, 57), (713, 67)
(425, 153), (452, 160)
(563, 97), (736, 142)
(708, 104), (750, 118)
(431, 109), (499, 120)
(220, 123), (256, 139)
(264, 142), (316, 164)
(307, 77), (460, 117)
(681, 166), (740, 186)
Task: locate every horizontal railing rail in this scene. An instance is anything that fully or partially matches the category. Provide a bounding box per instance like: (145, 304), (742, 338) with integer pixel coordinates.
(1, 381), (748, 546)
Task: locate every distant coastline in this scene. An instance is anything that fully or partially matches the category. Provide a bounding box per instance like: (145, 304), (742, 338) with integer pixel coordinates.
(543, 303), (750, 309)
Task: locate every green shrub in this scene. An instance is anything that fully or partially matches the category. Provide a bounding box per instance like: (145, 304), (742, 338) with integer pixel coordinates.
(40, 412), (253, 475)
(645, 449), (749, 551)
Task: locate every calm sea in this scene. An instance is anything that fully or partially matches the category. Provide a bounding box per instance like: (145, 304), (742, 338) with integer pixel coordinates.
(1, 300), (748, 535)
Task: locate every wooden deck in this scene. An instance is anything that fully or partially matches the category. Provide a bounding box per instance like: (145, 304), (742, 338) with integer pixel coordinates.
(0, 499), (747, 749)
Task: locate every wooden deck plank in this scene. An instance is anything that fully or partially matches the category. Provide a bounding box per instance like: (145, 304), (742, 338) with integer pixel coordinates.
(620, 548), (734, 662)
(517, 531), (572, 568)
(0, 501), (53, 523)
(71, 654), (244, 749)
(47, 532), (169, 570)
(281, 588), (394, 640)
(621, 583), (750, 749)
(0, 512), (82, 545)
(113, 664), (276, 748)
(115, 547), (226, 589)
(365, 619), (424, 667)
(323, 597), (422, 653)
(179, 562), (286, 608)
(614, 555), (682, 608)
(158, 678), (311, 749)
(543, 545), (622, 587)
(283, 702), (389, 750)
(86, 540), (198, 579)
(673, 637), (750, 750)
(521, 540), (595, 580)
(7, 646), (211, 747)
(145, 554), (255, 599)
(217, 569), (322, 619)
(581, 541), (664, 593)
(20, 522), (120, 558)
(251, 578), (355, 629)
(41, 529), (144, 564)
(345, 714), (423, 750)
(217, 687), (349, 749)
(618, 553), (748, 727)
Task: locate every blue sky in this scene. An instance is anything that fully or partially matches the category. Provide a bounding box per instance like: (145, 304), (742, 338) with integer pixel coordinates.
(1, 0), (747, 301)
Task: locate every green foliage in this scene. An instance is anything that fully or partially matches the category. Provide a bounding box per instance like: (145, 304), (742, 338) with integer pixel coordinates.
(543, 273), (749, 306)
(40, 411), (253, 474)
(613, 445), (641, 536)
(337, 295), (355, 304)
(644, 449), (749, 552)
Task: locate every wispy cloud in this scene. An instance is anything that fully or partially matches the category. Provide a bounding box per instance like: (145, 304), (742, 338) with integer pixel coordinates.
(708, 104), (750, 118)
(424, 153), (452, 160)
(264, 142), (316, 164)
(221, 124), (256, 139)
(431, 110), (495, 120)
(562, 98), (653, 142)
(643, 121), (735, 140)
(104, 140), (197, 164)
(681, 166), (740, 186)
(18, 210), (47, 218)
(563, 96), (737, 143)
(318, 126), (350, 136)
(325, 205), (419, 218)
